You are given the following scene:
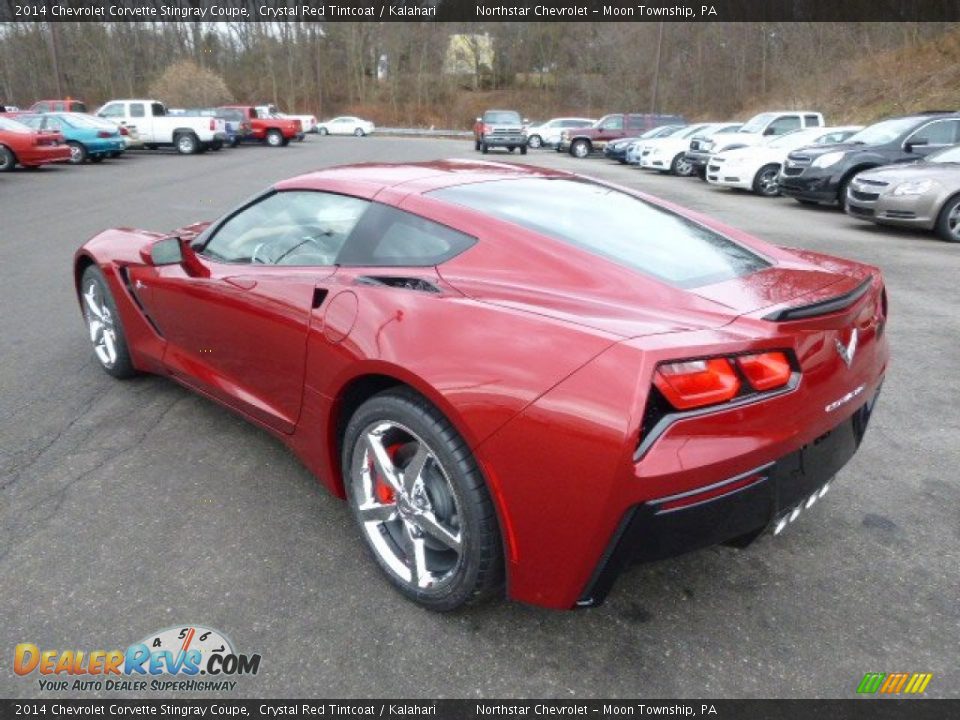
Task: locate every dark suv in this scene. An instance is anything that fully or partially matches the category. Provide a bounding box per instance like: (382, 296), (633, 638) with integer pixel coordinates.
(778, 111), (960, 207)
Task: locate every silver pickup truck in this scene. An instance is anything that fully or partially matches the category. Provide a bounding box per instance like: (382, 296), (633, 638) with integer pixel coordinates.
(96, 99), (228, 154)
(474, 110), (528, 155)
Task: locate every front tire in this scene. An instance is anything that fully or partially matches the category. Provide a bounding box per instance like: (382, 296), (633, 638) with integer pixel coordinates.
(570, 139), (590, 158)
(935, 195), (960, 243)
(343, 388), (503, 611)
(80, 266), (137, 379)
(527, 135), (542, 149)
(354, 127), (365, 137)
(752, 164), (782, 197)
(318, 127), (328, 136)
(671, 153), (695, 177)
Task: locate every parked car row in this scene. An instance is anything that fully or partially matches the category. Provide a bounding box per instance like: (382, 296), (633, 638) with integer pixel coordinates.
(0, 97), (376, 172)
(602, 108), (960, 244)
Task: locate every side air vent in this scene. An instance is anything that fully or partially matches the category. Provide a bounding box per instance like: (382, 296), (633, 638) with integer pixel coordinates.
(763, 278), (872, 322)
(355, 276), (441, 294)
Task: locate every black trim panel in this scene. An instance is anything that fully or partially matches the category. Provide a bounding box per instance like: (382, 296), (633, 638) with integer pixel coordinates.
(763, 277), (873, 322)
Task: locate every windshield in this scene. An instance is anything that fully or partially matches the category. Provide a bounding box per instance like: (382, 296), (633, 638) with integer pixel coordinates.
(432, 178), (769, 288)
(739, 113), (776, 134)
(483, 111), (521, 124)
(846, 117), (922, 145)
(0, 117), (31, 133)
(928, 145), (960, 163)
(61, 113), (101, 128)
(678, 124), (711, 138)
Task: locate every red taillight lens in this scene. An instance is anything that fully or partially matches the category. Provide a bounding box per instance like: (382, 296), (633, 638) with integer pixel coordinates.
(97, 130), (112, 138)
(736, 351), (792, 392)
(119, 126), (129, 136)
(209, 118), (216, 131)
(654, 358), (740, 410)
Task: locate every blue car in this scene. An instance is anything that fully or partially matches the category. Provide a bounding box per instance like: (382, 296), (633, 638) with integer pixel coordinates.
(18, 112), (124, 164)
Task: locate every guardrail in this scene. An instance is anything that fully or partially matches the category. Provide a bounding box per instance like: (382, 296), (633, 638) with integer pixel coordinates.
(375, 127), (472, 138)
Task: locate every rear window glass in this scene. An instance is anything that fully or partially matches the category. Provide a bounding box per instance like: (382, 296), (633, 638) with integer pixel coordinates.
(431, 179), (769, 288)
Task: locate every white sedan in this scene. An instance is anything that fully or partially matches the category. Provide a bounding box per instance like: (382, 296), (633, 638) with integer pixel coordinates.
(637, 123), (717, 174)
(706, 126), (862, 196)
(317, 116), (375, 137)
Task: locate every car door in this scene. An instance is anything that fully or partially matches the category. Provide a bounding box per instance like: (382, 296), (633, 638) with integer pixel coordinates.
(138, 190), (372, 433)
(596, 115), (623, 142)
(903, 118), (960, 159)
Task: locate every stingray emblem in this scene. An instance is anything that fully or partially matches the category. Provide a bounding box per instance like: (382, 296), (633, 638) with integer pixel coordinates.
(836, 328), (858, 368)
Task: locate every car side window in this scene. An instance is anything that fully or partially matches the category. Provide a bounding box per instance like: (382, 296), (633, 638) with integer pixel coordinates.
(601, 116), (624, 130)
(908, 119), (960, 147)
(34, 102), (49, 112)
(803, 114), (821, 127)
(202, 191), (370, 266)
(45, 117), (62, 131)
(99, 104), (122, 119)
(337, 204), (476, 267)
(766, 116), (802, 135)
(130, 104), (145, 118)
(151, 103), (165, 117)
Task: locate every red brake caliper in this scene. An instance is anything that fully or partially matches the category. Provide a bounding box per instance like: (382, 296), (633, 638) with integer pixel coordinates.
(373, 443), (401, 504)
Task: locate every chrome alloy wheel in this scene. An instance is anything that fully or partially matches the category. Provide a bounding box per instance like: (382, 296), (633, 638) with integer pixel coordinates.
(83, 281), (119, 369)
(350, 421), (463, 590)
(757, 167), (780, 196)
(947, 203), (960, 241)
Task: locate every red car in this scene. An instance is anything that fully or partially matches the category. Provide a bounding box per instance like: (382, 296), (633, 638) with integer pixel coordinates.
(73, 161), (888, 610)
(0, 116), (71, 171)
(219, 105), (301, 146)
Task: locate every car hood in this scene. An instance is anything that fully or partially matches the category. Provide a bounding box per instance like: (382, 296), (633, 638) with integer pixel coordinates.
(788, 141), (859, 159)
(855, 161), (960, 184)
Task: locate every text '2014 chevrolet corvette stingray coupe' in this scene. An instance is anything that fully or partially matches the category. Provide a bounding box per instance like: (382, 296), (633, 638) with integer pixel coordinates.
(74, 160), (888, 611)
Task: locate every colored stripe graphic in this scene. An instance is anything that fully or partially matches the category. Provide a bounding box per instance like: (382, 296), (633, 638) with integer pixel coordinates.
(858, 672), (933, 694)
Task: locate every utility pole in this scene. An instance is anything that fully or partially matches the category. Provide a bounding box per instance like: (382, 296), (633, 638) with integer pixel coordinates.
(48, 18), (64, 97)
(650, 22), (664, 113)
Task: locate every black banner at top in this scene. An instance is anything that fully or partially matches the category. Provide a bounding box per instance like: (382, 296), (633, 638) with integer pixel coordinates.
(3, 0), (960, 22)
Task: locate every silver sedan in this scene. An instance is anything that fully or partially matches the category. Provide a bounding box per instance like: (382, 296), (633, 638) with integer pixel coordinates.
(846, 145), (960, 242)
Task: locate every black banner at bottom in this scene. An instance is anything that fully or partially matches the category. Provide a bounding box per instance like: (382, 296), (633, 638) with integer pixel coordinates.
(1, 699), (958, 719)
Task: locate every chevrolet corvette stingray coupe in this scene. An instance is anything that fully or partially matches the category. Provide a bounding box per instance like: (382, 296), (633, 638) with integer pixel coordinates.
(74, 160), (889, 610)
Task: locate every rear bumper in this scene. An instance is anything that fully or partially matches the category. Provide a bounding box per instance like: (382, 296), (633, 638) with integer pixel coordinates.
(577, 391), (880, 606)
(19, 145), (71, 166)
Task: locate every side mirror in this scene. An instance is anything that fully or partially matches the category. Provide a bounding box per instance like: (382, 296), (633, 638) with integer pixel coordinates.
(905, 139), (928, 154)
(763, 127), (777, 136)
(149, 236), (184, 266)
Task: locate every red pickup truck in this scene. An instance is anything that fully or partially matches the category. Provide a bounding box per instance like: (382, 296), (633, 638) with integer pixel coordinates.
(558, 112), (686, 158)
(29, 99), (88, 113)
(220, 105), (301, 147)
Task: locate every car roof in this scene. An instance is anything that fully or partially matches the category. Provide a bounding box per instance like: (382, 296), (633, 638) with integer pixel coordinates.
(275, 160), (573, 197)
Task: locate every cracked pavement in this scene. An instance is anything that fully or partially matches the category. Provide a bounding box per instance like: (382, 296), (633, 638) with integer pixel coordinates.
(1, 138), (957, 698)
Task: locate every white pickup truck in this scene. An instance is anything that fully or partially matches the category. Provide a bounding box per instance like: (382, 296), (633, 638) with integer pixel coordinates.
(95, 99), (228, 154)
(699, 111), (825, 156)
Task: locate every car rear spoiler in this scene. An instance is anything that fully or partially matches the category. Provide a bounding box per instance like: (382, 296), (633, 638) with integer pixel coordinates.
(763, 277), (873, 322)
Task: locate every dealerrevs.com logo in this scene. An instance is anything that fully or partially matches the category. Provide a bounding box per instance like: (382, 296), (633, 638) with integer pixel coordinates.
(14, 625), (261, 693)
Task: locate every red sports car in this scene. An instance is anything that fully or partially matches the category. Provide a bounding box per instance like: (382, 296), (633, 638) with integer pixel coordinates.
(0, 116), (71, 170)
(73, 161), (888, 610)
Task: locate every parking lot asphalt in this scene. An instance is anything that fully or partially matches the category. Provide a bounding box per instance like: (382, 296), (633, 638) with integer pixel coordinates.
(1, 138), (957, 699)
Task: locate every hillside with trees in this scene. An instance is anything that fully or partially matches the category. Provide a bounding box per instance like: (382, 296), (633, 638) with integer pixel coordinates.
(1, 21), (956, 126)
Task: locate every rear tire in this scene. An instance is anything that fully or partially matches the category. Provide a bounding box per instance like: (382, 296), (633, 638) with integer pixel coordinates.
(671, 153), (695, 177)
(527, 135), (542, 149)
(318, 127), (328, 136)
(67, 141), (87, 164)
(266, 130), (284, 147)
(80, 265), (137, 379)
(935, 195), (960, 243)
(175, 133), (199, 155)
(0, 145), (17, 172)
(343, 388), (504, 611)
(354, 128), (365, 137)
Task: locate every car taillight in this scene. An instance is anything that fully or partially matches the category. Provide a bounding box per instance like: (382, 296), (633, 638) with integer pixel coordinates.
(97, 130), (112, 138)
(209, 118), (216, 131)
(653, 358), (740, 410)
(735, 352), (792, 392)
(119, 126), (129, 136)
